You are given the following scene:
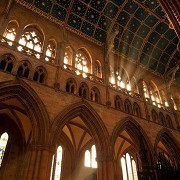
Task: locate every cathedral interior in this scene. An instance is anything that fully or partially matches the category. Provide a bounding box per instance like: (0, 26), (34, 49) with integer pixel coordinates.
(0, 0), (180, 179)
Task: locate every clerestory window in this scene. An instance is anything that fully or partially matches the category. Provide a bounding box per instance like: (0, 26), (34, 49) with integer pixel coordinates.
(45, 40), (56, 63)
(18, 28), (43, 59)
(3, 21), (18, 46)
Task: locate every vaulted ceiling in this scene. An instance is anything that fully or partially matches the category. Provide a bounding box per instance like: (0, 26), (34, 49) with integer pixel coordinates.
(17, 0), (180, 82)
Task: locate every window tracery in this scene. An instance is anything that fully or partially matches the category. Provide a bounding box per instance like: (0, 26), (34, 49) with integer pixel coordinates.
(94, 60), (102, 78)
(17, 61), (31, 78)
(121, 153), (138, 180)
(149, 81), (162, 108)
(84, 145), (97, 168)
(75, 49), (91, 78)
(78, 83), (88, 99)
(18, 28), (43, 59)
(142, 81), (149, 99)
(45, 40), (56, 63)
(115, 95), (123, 110)
(0, 132), (9, 167)
(0, 54), (14, 73)
(124, 99), (132, 114)
(133, 102), (141, 117)
(63, 46), (73, 69)
(50, 146), (63, 180)
(90, 87), (100, 103)
(33, 66), (46, 83)
(110, 67), (131, 91)
(2, 21), (18, 46)
(66, 79), (76, 94)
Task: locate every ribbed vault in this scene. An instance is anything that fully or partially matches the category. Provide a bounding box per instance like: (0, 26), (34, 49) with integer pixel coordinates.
(16, 0), (180, 82)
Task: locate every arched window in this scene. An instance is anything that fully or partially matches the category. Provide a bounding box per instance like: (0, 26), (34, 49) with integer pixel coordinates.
(2, 21), (18, 46)
(159, 112), (166, 126)
(142, 81), (149, 99)
(66, 79), (76, 94)
(64, 46), (73, 69)
(94, 60), (102, 78)
(90, 87), (100, 103)
(151, 109), (158, 123)
(115, 67), (130, 90)
(75, 49), (91, 78)
(17, 61), (31, 78)
(121, 153), (138, 180)
(0, 54), (14, 73)
(33, 66), (46, 83)
(115, 95), (123, 110)
(124, 99), (132, 114)
(166, 115), (173, 128)
(0, 132), (9, 167)
(149, 81), (162, 108)
(78, 83), (88, 99)
(171, 96), (177, 110)
(84, 145), (97, 168)
(18, 27), (43, 59)
(45, 40), (56, 63)
(133, 102), (141, 117)
(50, 146), (63, 180)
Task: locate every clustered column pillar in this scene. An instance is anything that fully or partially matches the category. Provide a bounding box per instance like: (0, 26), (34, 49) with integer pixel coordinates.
(23, 144), (53, 180)
(97, 154), (115, 180)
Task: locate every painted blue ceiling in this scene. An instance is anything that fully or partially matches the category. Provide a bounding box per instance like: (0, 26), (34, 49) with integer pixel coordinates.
(18, 0), (180, 80)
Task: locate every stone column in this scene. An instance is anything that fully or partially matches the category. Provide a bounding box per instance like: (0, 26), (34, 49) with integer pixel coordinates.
(53, 41), (64, 90)
(23, 144), (53, 180)
(97, 155), (115, 180)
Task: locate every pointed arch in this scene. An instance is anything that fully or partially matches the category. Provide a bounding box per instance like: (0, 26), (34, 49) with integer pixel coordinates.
(149, 80), (162, 107)
(51, 101), (109, 157)
(2, 20), (19, 46)
(0, 53), (15, 73)
(75, 47), (92, 74)
(18, 24), (44, 59)
(64, 45), (74, 66)
(111, 117), (154, 165)
(45, 38), (57, 63)
(0, 80), (50, 144)
(154, 129), (180, 168)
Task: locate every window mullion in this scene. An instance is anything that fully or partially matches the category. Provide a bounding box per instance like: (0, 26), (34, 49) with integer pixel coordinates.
(125, 154), (129, 180)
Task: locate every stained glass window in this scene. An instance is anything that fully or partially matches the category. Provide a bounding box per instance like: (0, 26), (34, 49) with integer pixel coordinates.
(0, 132), (9, 167)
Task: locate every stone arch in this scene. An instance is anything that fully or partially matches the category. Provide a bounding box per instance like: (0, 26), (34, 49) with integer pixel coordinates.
(51, 101), (109, 157)
(154, 128), (180, 168)
(23, 23), (45, 42)
(0, 79), (50, 145)
(111, 117), (154, 165)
